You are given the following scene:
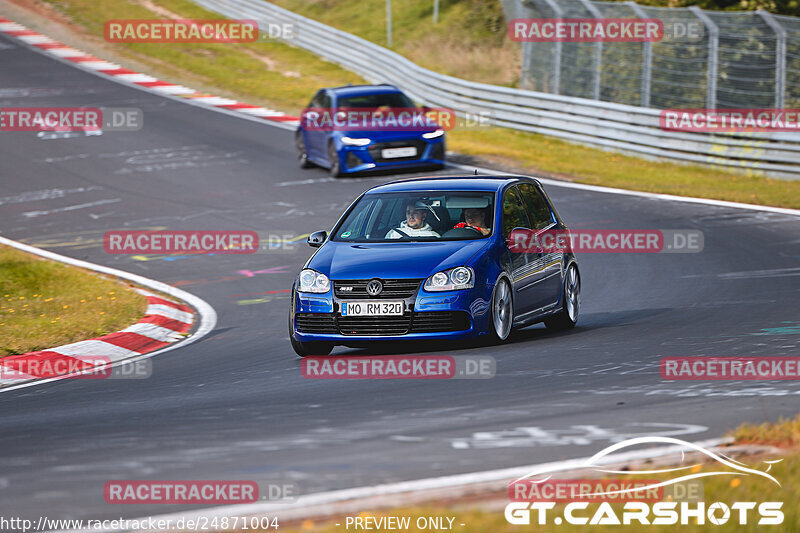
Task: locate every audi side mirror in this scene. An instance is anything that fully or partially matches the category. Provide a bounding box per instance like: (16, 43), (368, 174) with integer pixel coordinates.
(308, 230), (327, 248)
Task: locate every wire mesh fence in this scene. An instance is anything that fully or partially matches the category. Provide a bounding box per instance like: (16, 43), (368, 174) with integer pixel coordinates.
(509, 0), (799, 110)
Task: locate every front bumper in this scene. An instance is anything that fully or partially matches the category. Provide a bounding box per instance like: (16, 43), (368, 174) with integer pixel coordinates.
(291, 285), (489, 343)
(336, 138), (445, 174)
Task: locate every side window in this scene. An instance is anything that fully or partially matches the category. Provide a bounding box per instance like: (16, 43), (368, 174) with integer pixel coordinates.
(502, 187), (530, 237)
(518, 183), (553, 230)
(309, 90), (324, 108)
(322, 93), (332, 109)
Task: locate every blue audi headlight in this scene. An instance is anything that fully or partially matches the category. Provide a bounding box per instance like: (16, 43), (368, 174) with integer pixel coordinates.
(424, 266), (474, 291)
(298, 269), (331, 293)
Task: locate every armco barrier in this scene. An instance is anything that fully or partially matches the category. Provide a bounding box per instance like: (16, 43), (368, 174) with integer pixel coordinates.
(194, 0), (800, 179)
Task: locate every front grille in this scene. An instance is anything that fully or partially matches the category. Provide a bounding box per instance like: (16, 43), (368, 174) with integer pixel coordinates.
(295, 313), (337, 334)
(410, 311), (470, 333)
(295, 311), (470, 336)
(368, 140), (427, 163)
(334, 279), (422, 299)
(337, 315), (412, 335)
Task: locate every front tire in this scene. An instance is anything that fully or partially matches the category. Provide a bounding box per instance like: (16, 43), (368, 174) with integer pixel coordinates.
(328, 142), (342, 177)
(545, 262), (580, 331)
(296, 131), (313, 168)
(289, 314), (333, 356)
(489, 278), (513, 343)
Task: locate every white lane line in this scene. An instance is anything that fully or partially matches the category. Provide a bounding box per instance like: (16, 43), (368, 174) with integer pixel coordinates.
(63, 437), (727, 532)
(0, 236), (217, 394)
(22, 199), (121, 218)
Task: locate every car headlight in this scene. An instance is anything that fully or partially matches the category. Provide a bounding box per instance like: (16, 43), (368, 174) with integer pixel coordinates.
(422, 129), (444, 139)
(341, 136), (371, 146)
(424, 266), (474, 291)
(298, 269), (331, 293)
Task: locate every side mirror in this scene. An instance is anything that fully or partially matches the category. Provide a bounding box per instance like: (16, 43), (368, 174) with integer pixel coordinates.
(307, 230), (327, 248)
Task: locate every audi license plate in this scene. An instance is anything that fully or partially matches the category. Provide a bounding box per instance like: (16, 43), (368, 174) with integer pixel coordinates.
(381, 147), (417, 159)
(340, 301), (404, 316)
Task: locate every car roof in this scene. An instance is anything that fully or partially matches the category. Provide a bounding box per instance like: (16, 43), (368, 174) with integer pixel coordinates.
(364, 176), (540, 194)
(326, 84), (404, 97)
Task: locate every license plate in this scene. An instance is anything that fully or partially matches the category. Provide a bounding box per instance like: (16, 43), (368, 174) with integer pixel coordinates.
(340, 300), (404, 316)
(381, 147), (417, 159)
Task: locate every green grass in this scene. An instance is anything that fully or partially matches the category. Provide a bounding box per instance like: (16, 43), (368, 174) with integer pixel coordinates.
(36, 0), (800, 209)
(0, 245), (147, 356)
(42, 0), (365, 113)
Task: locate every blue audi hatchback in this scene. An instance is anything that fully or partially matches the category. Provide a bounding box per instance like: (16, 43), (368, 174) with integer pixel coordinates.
(295, 84), (446, 176)
(289, 176), (580, 356)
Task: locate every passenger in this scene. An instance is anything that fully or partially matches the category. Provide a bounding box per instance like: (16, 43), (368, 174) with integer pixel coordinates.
(454, 208), (491, 236)
(386, 201), (440, 239)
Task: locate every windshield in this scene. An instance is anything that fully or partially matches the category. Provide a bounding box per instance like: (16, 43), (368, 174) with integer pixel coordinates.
(337, 92), (415, 108)
(332, 192), (495, 242)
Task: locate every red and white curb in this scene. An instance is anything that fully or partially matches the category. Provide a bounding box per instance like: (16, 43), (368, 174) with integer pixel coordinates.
(0, 289), (192, 385)
(0, 235), (217, 392)
(0, 16), (301, 127)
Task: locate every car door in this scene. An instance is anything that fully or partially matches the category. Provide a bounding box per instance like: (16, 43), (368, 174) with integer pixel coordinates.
(517, 182), (562, 310)
(501, 185), (540, 318)
(303, 90), (328, 159)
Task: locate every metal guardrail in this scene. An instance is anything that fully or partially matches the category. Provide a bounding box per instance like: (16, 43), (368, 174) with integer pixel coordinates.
(194, 0), (800, 179)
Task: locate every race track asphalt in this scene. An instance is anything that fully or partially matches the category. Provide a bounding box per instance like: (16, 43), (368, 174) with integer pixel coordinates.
(1, 32), (799, 523)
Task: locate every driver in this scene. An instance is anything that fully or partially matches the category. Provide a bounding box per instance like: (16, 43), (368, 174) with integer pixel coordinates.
(385, 200), (440, 239)
(454, 208), (491, 236)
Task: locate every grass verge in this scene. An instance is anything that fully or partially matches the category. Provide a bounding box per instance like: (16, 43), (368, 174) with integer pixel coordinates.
(0, 244), (147, 356)
(732, 414), (800, 448)
(14, 0), (799, 209)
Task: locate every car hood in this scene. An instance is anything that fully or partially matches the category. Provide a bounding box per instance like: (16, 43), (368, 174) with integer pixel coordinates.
(307, 240), (488, 280)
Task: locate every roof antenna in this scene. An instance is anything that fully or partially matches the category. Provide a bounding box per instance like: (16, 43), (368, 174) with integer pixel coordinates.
(474, 169), (478, 175)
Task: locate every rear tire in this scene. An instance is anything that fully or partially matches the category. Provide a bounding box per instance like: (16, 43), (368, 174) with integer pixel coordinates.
(296, 131), (313, 168)
(489, 278), (513, 343)
(545, 263), (580, 331)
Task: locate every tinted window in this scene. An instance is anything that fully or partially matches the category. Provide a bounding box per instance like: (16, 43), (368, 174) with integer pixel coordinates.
(309, 90), (325, 108)
(331, 192), (494, 242)
(502, 186), (530, 237)
(337, 92), (415, 108)
(518, 183), (553, 230)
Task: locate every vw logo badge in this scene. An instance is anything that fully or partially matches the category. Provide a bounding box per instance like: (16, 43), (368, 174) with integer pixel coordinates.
(366, 279), (383, 296)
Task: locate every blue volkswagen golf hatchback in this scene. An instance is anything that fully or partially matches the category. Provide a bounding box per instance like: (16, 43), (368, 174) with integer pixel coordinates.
(289, 176), (580, 356)
(295, 84), (446, 176)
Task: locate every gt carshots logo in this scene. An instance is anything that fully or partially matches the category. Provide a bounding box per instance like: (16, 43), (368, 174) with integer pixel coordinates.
(504, 437), (784, 526)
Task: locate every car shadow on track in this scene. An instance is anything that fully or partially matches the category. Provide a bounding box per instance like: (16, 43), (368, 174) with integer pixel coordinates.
(330, 307), (674, 356)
